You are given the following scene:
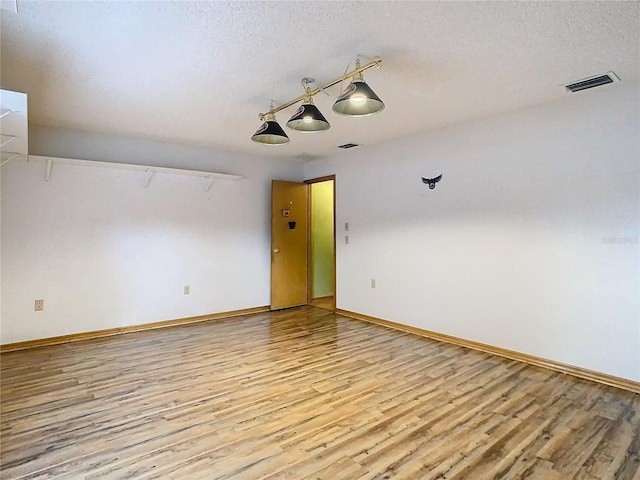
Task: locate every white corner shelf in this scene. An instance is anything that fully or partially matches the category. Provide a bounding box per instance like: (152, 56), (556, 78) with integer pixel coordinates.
(27, 155), (242, 192)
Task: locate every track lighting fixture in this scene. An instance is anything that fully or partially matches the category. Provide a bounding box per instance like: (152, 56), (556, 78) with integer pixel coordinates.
(251, 57), (383, 145)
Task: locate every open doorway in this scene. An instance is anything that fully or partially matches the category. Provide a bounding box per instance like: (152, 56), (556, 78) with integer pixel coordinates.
(306, 176), (336, 311)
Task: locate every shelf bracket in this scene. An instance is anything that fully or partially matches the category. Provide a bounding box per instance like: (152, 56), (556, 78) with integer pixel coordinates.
(0, 152), (20, 167)
(0, 134), (16, 149)
(45, 158), (53, 181)
(144, 168), (154, 188)
(203, 175), (215, 193)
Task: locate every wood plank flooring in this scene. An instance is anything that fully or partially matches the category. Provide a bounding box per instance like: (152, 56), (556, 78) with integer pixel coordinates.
(1, 306), (639, 479)
(309, 296), (335, 312)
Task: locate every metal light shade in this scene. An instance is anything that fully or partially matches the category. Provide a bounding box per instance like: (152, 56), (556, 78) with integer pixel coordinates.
(286, 99), (330, 132)
(332, 80), (385, 116)
(251, 113), (290, 145)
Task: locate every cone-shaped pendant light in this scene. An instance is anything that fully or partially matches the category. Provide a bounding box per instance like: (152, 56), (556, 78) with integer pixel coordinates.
(286, 95), (330, 132)
(332, 60), (384, 116)
(251, 111), (290, 145)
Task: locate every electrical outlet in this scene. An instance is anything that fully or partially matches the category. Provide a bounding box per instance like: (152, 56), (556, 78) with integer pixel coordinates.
(345, 235), (349, 245)
(371, 279), (376, 288)
(345, 222), (349, 232)
(183, 285), (190, 295)
(35, 299), (44, 311)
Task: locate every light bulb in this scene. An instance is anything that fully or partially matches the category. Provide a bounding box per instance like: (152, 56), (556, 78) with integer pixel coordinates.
(350, 95), (366, 104)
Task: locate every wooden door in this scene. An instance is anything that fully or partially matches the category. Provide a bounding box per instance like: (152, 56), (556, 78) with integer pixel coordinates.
(271, 180), (308, 310)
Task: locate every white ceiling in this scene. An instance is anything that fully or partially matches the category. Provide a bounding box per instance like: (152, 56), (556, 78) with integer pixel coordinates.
(1, 1), (638, 163)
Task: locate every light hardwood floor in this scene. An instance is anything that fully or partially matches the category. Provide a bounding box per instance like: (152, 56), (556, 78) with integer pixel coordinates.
(309, 296), (335, 312)
(1, 306), (639, 479)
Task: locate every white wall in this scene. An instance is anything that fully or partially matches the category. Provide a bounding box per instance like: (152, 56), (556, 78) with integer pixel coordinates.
(1, 131), (302, 343)
(28, 126), (292, 179)
(3, 84), (639, 383)
(305, 82), (640, 382)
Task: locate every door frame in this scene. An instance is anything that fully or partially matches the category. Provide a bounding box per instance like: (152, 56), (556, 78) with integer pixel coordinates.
(304, 175), (336, 311)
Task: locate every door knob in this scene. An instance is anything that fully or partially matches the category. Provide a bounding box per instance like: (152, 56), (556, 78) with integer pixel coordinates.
(273, 248), (280, 254)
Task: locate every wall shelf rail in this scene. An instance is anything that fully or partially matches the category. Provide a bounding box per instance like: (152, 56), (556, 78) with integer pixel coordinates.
(24, 155), (243, 191)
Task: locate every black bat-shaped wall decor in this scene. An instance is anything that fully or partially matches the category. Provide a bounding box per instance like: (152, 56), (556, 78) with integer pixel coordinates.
(422, 174), (443, 189)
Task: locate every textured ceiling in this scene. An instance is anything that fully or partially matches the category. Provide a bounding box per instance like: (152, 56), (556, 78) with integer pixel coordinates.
(1, 1), (639, 162)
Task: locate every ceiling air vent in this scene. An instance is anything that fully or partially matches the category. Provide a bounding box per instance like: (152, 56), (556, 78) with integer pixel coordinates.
(564, 72), (620, 93)
(338, 143), (359, 149)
